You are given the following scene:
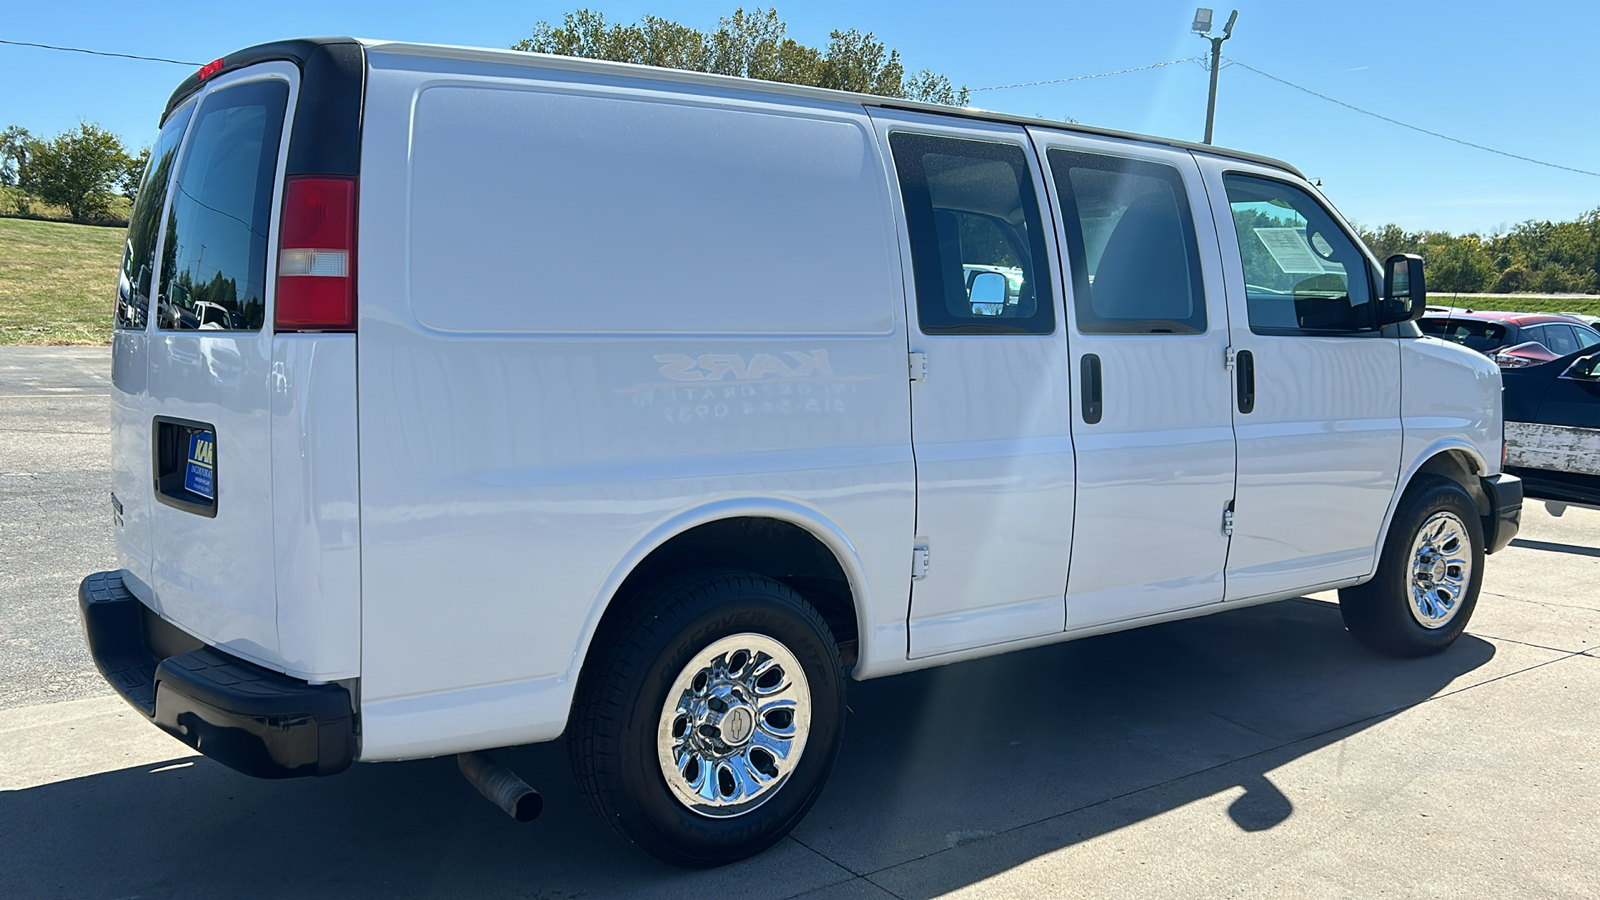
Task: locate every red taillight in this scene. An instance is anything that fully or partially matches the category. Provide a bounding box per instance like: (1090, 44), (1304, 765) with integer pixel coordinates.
(276, 176), (357, 332)
(198, 57), (225, 81)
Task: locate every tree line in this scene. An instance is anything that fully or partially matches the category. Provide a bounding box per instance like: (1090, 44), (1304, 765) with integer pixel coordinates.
(512, 7), (969, 106)
(1, 123), (147, 224)
(1359, 215), (1600, 294)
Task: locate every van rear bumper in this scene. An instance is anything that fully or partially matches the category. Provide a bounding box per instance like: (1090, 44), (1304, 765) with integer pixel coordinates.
(78, 571), (355, 779)
(1481, 473), (1523, 554)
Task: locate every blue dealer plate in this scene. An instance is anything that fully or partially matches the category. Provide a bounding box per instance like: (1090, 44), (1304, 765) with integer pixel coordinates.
(184, 430), (215, 500)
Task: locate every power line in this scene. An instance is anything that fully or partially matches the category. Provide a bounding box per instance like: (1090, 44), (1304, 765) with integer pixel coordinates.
(0, 37), (201, 67)
(972, 57), (1205, 93)
(1225, 57), (1600, 179)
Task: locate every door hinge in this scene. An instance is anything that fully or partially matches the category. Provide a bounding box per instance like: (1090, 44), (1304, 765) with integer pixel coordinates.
(912, 545), (930, 580)
(909, 351), (928, 382)
(1222, 503), (1236, 537)
(1224, 345), (1237, 371)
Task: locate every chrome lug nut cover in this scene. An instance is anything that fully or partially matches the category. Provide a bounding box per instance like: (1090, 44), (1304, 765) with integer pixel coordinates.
(656, 633), (811, 818)
(1407, 511), (1471, 629)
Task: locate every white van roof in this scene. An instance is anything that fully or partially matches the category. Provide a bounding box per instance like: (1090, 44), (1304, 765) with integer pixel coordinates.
(358, 38), (1305, 179)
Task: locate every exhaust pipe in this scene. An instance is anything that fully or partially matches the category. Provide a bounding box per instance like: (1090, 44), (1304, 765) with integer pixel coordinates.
(457, 751), (543, 822)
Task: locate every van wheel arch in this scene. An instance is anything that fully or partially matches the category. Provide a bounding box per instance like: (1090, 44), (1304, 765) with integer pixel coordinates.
(1409, 448), (1490, 518)
(583, 518), (861, 685)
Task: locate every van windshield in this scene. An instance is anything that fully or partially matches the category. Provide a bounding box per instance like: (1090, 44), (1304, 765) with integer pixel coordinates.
(157, 79), (288, 332)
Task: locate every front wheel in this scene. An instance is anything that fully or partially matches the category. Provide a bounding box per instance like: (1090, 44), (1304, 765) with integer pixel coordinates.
(568, 571), (846, 867)
(1339, 475), (1484, 657)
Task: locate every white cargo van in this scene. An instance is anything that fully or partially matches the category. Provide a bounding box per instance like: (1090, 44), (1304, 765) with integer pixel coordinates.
(82, 37), (1523, 866)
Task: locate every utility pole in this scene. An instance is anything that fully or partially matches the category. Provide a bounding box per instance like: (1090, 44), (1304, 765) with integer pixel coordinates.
(1192, 9), (1238, 144)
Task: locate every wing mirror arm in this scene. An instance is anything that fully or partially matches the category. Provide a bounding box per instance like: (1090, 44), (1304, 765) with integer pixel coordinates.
(1562, 354), (1600, 381)
(1378, 253), (1426, 327)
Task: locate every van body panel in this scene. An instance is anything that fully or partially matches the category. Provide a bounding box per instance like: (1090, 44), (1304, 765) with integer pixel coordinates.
(270, 335), (362, 681)
(360, 494), (882, 759)
(1197, 157), (1405, 602)
(1398, 337), (1503, 477)
(869, 110), (1076, 658)
(405, 85), (897, 337)
(1031, 131), (1238, 631)
(110, 330), (154, 592)
(141, 63), (299, 667)
(1366, 338), (1501, 576)
(354, 54), (915, 739)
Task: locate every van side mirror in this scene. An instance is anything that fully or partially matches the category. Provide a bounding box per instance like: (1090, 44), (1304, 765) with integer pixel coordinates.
(1378, 253), (1426, 326)
(969, 270), (1007, 314)
(1563, 354), (1600, 381)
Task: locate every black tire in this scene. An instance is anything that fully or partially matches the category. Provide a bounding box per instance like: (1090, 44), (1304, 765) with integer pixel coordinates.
(567, 570), (846, 868)
(1339, 475), (1484, 658)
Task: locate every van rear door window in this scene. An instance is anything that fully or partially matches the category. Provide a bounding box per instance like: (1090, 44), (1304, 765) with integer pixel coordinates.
(116, 106), (194, 331)
(158, 79), (288, 332)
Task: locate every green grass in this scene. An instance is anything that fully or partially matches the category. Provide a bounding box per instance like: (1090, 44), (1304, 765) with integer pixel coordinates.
(0, 217), (122, 345)
(1430, 294), (1600, 316)
(0, 186), (131, 226)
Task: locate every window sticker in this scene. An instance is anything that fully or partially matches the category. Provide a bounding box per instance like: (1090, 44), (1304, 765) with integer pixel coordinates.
(184, 431), (215, 500)
(1253, 227), (1327, 275)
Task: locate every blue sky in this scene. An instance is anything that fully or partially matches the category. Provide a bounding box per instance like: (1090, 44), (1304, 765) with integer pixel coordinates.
(2, 0), (1595, 234)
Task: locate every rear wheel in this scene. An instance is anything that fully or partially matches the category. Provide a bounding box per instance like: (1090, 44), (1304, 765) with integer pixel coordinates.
(1339, 475), (1484, 657)
(568, 570), (845, 867)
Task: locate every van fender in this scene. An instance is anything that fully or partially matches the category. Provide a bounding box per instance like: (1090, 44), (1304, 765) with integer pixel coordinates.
(1367, 439), (1491, 580)
(560, 496), (876, 716)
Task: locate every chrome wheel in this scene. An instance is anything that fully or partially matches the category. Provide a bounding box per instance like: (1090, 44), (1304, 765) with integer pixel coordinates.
(656, 633), (811, 818)
(1407, 511), (1472, 629)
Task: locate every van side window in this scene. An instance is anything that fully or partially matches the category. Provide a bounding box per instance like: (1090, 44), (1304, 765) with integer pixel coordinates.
(115, 105), (194, 331)
(888, 133), (1054, 335)
(157, 79), (288, 332)
(1223, 174), (1375, 336)
(1048, 150), (1206, 335)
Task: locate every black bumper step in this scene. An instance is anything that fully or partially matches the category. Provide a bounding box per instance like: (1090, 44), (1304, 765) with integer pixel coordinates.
(78, 571), (355, 779)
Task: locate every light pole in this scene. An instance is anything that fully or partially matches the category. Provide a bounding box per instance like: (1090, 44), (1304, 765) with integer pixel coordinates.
(1192, 8), (1238, 144)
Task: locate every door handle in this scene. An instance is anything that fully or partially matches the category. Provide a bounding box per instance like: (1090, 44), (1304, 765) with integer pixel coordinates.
(1082, 353), (1103, 424)
(1236, 349), (1255, 414)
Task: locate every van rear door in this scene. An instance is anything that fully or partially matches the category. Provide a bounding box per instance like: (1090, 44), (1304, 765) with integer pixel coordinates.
(143, 68), (293, 663)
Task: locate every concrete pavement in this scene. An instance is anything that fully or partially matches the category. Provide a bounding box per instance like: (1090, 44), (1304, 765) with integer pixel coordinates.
(1, 346), (1596, 898)
(0, 347), (116, 709)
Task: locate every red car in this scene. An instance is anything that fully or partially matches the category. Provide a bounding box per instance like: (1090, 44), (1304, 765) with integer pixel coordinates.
(1419, 308), (1600, 364)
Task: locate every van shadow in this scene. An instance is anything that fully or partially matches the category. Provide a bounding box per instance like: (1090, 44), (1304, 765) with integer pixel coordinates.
(0, 598), (1494, 899)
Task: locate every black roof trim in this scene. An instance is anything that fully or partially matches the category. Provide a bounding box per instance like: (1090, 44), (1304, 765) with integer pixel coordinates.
(161, 37), (365, 178)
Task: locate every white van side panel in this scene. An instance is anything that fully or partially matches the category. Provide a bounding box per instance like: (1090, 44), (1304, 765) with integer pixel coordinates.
(354, 52), (915, 758)
(270, 335), (362, 681)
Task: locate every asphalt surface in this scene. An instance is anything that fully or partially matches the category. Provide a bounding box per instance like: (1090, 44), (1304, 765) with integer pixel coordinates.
(0, 346), (116, 709)
(1, 346), (1597, 899)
